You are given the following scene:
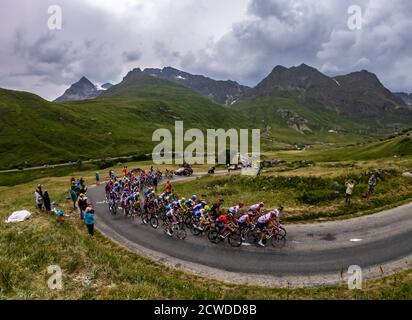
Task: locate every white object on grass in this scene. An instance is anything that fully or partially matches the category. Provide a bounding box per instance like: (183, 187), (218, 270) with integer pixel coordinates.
(5, 210), (32, 223)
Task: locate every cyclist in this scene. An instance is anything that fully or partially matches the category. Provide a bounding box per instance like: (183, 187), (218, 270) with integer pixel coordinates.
(192, 202), (207, 219)
(248, 202), (264, 215)
(215, 212), (235, 239)
(228, 201), (245, 217)
(256, 206), (283, 247)
(165, 204), (178, 236)
(236, 211), (254, 241)
(210, 199), (224, 218)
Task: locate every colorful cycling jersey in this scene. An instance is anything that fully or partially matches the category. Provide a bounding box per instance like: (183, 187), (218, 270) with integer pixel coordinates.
(237, 213), (250, 224)
(249, 204), (261, 212)
(185, 199), (195, 207)
(217, 214), (228, 223)
(166, 208), (175, 217)
(228, 205), (241, 214)
(126, 194), (135, 203)
(270, 209), (281, 218)
(192, 202), (204, 213)
(257, 212), (272, 224)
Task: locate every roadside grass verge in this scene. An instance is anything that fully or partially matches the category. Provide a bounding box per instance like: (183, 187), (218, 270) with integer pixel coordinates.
(172, 162), (412, 223)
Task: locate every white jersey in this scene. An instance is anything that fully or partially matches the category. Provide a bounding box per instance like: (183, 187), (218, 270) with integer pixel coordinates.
(166, 208), (175, 217)
(249, 204), (261, 212)
(237, 213), (250, 224)
(228, 205), (241, 214)
(257, 212), (272, 224)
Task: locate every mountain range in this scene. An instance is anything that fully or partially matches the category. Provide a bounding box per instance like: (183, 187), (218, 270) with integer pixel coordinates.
(1, 63), (412, 169)
(55, 64), (408, 121)
(54, 77), (113, 103)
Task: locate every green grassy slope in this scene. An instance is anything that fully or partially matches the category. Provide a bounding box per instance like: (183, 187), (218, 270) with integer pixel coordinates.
(274, 136), (412, 162)
(232, 95), (371, 147)
(0, 81), (247, 170)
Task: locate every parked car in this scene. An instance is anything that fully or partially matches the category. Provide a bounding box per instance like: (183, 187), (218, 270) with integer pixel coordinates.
(174, 166), (193, 176)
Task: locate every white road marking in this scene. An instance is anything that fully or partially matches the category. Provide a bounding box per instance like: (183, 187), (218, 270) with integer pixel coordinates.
(350, 238), (363, 242)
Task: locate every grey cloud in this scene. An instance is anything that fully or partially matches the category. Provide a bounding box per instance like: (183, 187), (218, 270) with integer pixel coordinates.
(1, 0), (412, 100)
(122, 51), (142, 62)
(181, 0), (412, 92)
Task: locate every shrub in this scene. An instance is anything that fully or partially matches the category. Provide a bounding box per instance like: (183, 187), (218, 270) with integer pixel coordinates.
(96, 160), (116, 170)
(298, 190), (341, 205)
(131, 153), (151, 162)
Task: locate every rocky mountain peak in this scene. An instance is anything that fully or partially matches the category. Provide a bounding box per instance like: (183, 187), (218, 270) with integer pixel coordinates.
(140, 66), (250, 105)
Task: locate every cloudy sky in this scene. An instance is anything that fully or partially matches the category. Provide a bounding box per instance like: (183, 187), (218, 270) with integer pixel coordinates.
(0, 0), (411, 100)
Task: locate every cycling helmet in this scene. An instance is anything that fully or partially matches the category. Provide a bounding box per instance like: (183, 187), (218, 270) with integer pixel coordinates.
(191, 194), (197, 200)
(181, 197), (186, 202)
(165, 205), (171, 210)
(259, 202), (264, 207)
(204, 205), (210, 211)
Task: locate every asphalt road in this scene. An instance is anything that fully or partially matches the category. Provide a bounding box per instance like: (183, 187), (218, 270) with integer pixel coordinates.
(87, 173), (412, 285)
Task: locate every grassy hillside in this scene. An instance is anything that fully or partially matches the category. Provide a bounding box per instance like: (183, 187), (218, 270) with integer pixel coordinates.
(0, 82), (247, 170)
(1, 71), (410, 170)
(232, 96), (372, 147)
(273, 136), (412, 162)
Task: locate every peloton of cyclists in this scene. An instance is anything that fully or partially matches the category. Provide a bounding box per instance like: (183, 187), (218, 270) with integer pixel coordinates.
(105, 170), (285, 247)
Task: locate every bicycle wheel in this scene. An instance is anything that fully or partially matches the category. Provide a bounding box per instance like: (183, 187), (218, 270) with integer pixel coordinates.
(207, 229), (219, 243)
(150, 216), (159, 229)
(271, 234), (286, 248)
(141, 213), (149, 224)
(228, 231), (242, 247)
(277, 226), (287, 239)
(176, 228), (187, 240)
(135, 206), (143, 217)
(184, 215), (192, 228)
(244, 229), (258, 244)
(190, 224), (201, 236)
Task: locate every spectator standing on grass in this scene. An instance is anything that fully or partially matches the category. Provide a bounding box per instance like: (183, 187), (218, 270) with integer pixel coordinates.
(165, 180), (172, 194)
(367, 173), (378, 199)
(152, 175), (158, 192)
(79, 182), (87, 195)
(43, 191), (51, 213)
(345, 180), (355, 205)
(95, 172), (100, 185)
(77, 193), (88, 219)
(36, 184), (43, 197)
(34, 189), (43, 210)
(84, 206), (95, 236)
(69, 187), (78, 209)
